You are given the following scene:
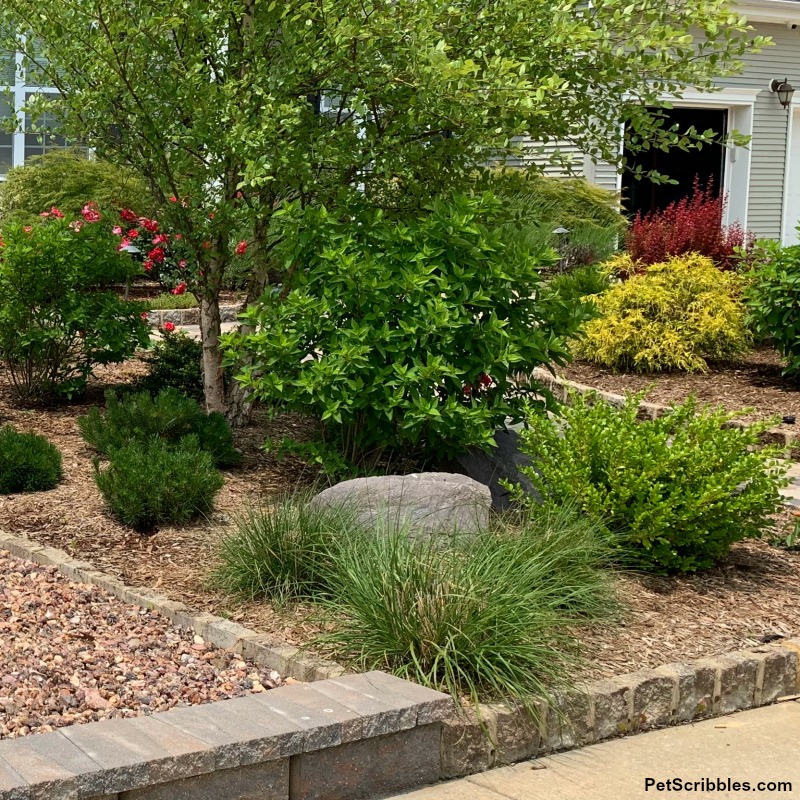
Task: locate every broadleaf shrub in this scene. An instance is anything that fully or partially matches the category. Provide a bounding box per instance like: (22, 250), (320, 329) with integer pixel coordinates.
(0, 425), (62, 493)
(0, 149), (154, 223)
(79, 389), (241, 467)
(138, 329), (204, 402)
(0, 214), (150, 402)
(577, 253), (750, 372)
(226, 193), (592, 466)
(743, 240), (800, 379)
(93, 437), (224, 531)
(626, 180), (749, 269)
(512, 393), (788, 573)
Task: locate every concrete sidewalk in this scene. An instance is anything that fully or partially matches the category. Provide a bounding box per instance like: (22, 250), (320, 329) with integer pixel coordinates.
(389, 700), (800, 799)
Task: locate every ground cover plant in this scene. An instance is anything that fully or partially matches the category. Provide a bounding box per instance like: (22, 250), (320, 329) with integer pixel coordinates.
(216, 499), (616, 709)
(744, 241), (800, 380)
(0, 425), (62, 494)
(512, 392), (788, 573)
(93, 436), (224, 531)
(142, 293), (199, 311)
(80, 389), (241, 468)
(0, 212), (150, 402)
(577, 253), (750, 372)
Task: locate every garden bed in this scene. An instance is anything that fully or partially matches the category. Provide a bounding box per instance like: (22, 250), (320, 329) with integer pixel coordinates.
(1, 359), (799, 685)
(0, 549), (282, 740)
(556, 347), (800, 431)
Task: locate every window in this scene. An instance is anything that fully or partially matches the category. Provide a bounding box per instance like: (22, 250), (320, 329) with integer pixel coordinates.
(24, 92), (68, 160)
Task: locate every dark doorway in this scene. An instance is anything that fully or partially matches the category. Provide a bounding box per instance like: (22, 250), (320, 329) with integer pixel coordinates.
(622, 107), (727, 218)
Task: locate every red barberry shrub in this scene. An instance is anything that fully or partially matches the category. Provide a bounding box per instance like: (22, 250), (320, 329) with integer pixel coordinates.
(626, 179), (751, 270)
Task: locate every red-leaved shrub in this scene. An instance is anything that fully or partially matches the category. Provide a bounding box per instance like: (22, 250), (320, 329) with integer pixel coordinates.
(626, 179), (750, 270)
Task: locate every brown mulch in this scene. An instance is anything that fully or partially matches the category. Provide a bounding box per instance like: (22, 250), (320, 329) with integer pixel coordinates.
(557, 347), (800, 431)
(0, 550), (283, 739)
(0, 358), (799, 683)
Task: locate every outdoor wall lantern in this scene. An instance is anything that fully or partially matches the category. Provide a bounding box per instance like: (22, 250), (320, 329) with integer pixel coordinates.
(771, 77), (795, 109)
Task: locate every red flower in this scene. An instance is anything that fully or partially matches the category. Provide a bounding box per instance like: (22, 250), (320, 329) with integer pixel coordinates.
(174, 234), (183, 240)
(148, 246), (166, 264)
(163, 321), (176, 333)
(235, 240), (247, 256)
(477, 373), (493, 389)
(140, 311), (150, 320)
(202, 241), (211, 249)
(178, 259), (188, 269)
(143, 259), (154, 272)
(169, 195), (178, 203)
(127, 229), (139, 238)
(120, 208), (138, 222)
(463, 384), (473, 397)
(171, 282), (188, 295)
(39, 211), (50, 217)
(50, 207), (65, 218)
(112, 226), (123, 236)
(140, 218), (159, 233)
(81, 202), (102, 223)
(152, 233), (169, 245)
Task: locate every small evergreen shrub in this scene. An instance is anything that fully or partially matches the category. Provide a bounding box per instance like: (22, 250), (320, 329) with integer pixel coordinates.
(139, 329), (204, 402)
(79, 389), (241, 467)
(0, 425), (63, 493)
(94, 437), (224, 531)
(0, 149), (154, 223)
(577, 253), (750, 372)
(626, 180), (749, 269)
(744, 241), (800, 379)
(512, 393), (788, 573)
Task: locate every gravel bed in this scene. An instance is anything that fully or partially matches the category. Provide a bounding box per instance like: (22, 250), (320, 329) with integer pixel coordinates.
(0, 550), (282, 739)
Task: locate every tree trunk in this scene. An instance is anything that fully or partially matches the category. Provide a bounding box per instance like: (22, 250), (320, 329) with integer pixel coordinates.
(200, 290), (226, 415)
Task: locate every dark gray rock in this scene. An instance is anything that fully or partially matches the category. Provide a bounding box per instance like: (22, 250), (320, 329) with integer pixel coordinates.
(311, 473), (490, 535)
(455, 427), (539, 510)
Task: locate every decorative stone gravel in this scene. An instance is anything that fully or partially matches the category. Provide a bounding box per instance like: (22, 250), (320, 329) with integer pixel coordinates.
(0, 551), (281, 739)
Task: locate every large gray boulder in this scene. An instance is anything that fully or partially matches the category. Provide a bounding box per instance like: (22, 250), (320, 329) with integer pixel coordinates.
(311, 472), (491, 535)
(455, 427), (540, 510)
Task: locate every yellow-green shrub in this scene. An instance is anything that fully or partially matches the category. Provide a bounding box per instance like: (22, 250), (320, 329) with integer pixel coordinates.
(576, 253), (750, 372)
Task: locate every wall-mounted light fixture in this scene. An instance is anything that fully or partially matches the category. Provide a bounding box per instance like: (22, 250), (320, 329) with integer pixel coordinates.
(771, 77), (795, 109)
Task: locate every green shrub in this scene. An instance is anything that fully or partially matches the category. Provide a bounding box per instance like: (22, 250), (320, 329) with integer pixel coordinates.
(0, 214), (150, 402)
(577, 253), (750, 372)
(226, 192), (592, 466)
(94, 437), (224, 531)
(318, 506), (615, 709)
(543, 264), (610, 306)
(0, 149), (154, 223)
(0, 425), (63, 493)
(744, 241), (800, 378)
(213, 498), (360, 605)
(512, 393), (788, 573)
(79, 389), (241, 467)
(141, 293), (199, 311)
(138, 329), (204, 402)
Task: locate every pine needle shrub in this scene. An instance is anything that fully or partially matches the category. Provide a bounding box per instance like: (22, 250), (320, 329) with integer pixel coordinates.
(79, 388), (241, 468)
(316, 506), (616, 709)
(577, 253), (750, 372)
(138, 329), (204, 402)
(512, 393), (788, 573)
(93, 437), (224, 531)
(0, 425), (63, 493)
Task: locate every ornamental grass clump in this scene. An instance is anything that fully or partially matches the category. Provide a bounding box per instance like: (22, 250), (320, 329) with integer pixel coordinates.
(316, 506), (616, 709)
(213, 497), (362, 606)
(577, 253), (750, 372)
(512, 393), (788, 573)
(93, 437), (224, 531)
(0, 425), (62, 494)
(79, 388), (241, 468)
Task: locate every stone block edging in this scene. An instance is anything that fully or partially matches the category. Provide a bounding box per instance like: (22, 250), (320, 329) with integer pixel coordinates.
(441, 643), (800, 779)
(0, 529), (345, 684)
(146, 304), (240, 328)
(531, 367), (800, 456)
